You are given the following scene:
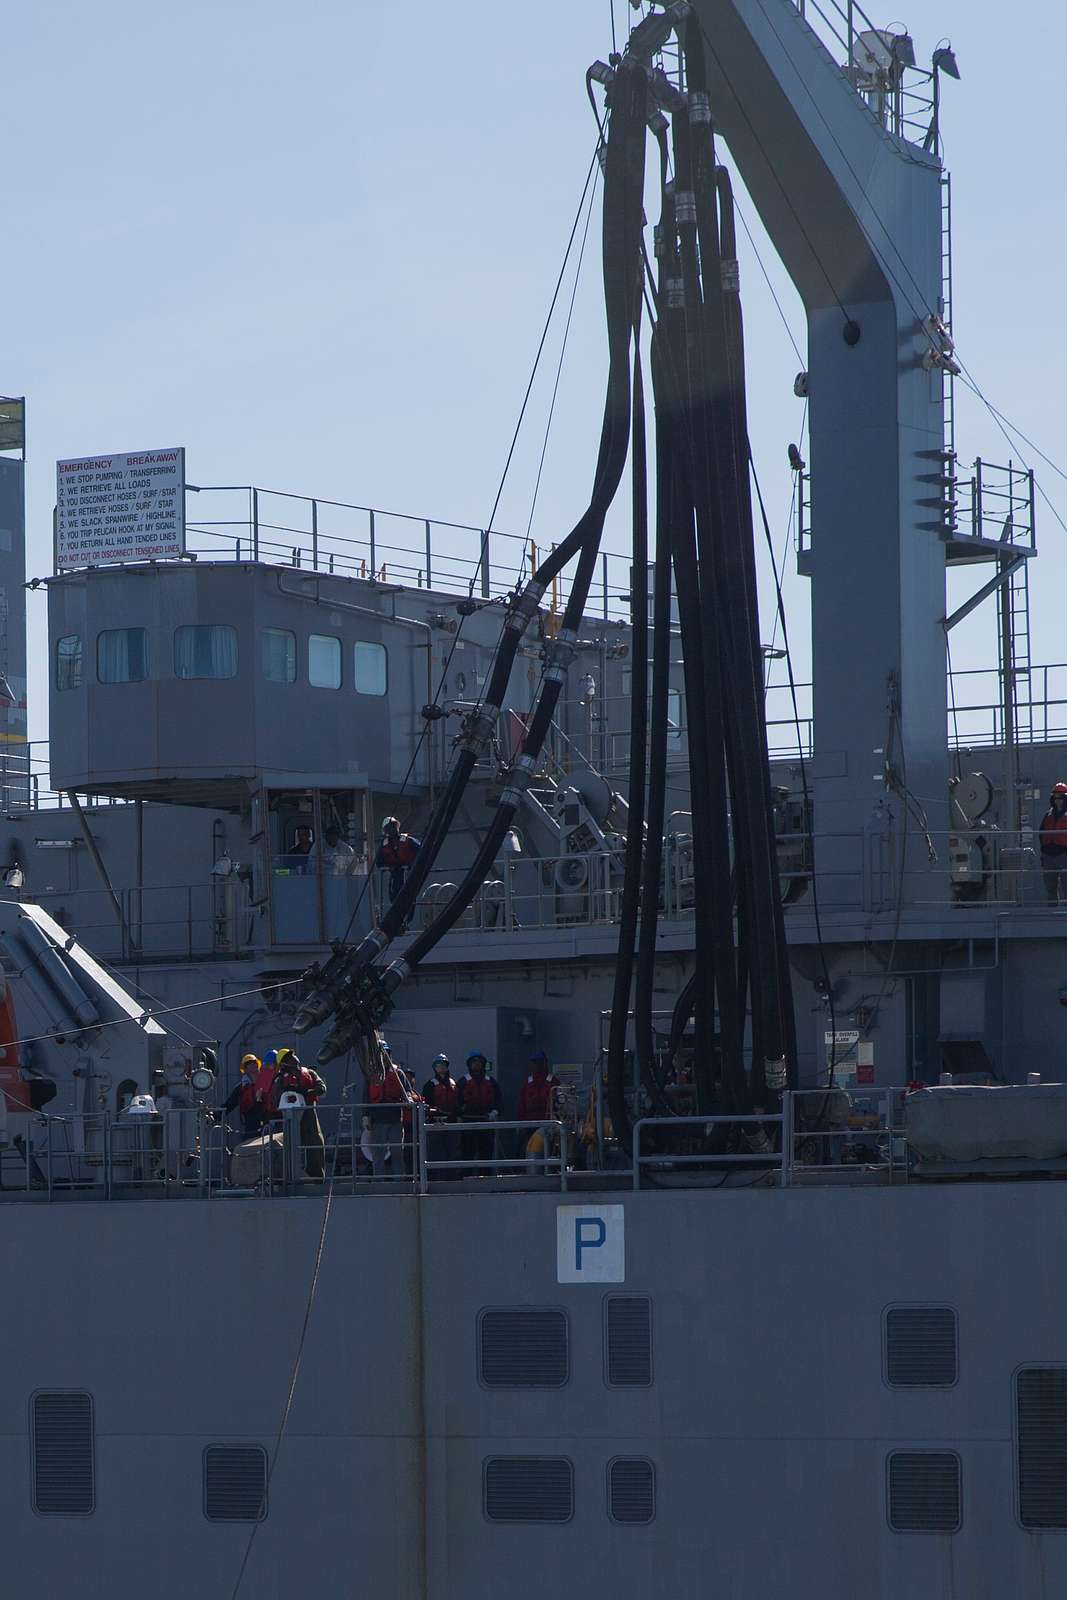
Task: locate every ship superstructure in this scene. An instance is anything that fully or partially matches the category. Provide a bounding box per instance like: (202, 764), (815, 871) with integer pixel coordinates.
(1, 2), (1067, 1596)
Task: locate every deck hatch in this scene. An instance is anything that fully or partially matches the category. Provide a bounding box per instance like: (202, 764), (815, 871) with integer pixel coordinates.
(1017, 1368), (1067, 1528)
(478, 1308), (568, 1387)
(887, 1451), (961, 1533)
(31, 1391), (94, 1516)
(605, 1295), (653, 1386)
(203, 1445), (268, 1522)
(484, 1457), (573, 1522)
(885, 1306), (957, 1386)
(608, 1457), (655, 1523)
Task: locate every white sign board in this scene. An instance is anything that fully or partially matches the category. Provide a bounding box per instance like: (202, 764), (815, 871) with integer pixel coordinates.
(556, 1203), (625, 1283)
(56, 447), (185, 569)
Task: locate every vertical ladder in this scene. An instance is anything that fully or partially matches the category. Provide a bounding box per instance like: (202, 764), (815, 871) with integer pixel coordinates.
(1007, 563), (1033, 745)
(940, 173), (956, 466)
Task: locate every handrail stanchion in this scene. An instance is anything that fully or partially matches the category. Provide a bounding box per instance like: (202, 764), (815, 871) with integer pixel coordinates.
(633, 1120), (642, 1190)
(419, 1107), (429, 1193)
(560, 1125), (569, 1192)
(780, 1092), (794, 1187)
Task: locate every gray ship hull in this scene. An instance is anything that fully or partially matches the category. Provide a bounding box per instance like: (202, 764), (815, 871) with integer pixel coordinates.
(9, 1182), (1066, 1598)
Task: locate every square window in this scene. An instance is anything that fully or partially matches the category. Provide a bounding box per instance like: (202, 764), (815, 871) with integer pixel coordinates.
(309, 634), (341, 689)
(262, 628), (296, 684)
(97, 628), (149, 684)
(174, 625), (238, 680)
(354, 641), (387, 696)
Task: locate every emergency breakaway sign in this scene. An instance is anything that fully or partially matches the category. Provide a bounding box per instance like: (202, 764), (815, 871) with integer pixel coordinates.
(56, 447), (185, 568)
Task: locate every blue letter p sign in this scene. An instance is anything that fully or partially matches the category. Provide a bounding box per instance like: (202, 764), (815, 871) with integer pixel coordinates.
(557, 1204), (625, 1283)
(575, 1215), (606, 1271)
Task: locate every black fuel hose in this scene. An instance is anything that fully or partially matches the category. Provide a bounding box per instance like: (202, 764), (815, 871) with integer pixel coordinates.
(605, 346), (652, 1146)
(325, 61), (649, 992)
(374, 61), (650, 982)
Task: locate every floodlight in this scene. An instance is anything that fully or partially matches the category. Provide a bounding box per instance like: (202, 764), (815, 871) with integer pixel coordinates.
(933, 45), (960, 79)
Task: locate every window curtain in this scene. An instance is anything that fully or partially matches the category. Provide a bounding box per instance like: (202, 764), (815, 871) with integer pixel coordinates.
(175, 625), (237, 680)
(98, 629), (147, 683)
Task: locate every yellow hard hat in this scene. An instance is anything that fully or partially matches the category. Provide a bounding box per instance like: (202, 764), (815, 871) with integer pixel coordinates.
(275, 1047), (294, 1064)
(239, 1053), (260, 1071)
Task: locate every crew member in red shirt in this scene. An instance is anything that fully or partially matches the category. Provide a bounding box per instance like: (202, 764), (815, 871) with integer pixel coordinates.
(1040, 783), (1067, 905)
(376, 817), (421, 904)
(516, 1051), (560, 1121)
(270, 1047), (328, 1179)
(458, 1051), (500, 1172)
(516, 1050), (561, 1167)
(224, 1052), (264, 1139)
(422, 1053), (461, 1175)
(366, 1048), (420, 1179)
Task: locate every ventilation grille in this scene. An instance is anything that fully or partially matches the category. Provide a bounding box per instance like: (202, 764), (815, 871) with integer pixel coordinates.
(1018, 1368), (1067, 1528)
(32, 1392), (94, 1516)
(885, 1307), (957, 1387)
(609, 1458), (655, 1523)
(484, 1457), (573, 1523)
(479, 1309), (568, 1388)
(606, 1296), (652, 1386)
(203, 1446), (268, 1522)
(887, 1452), (961, 1533)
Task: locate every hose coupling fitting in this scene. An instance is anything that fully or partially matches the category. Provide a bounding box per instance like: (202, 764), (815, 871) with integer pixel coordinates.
(500, 756), (537, 809)
(455, 706), (497, 754)
(688, 90), (711, 124)
(674, 190), (696, 227)
(764, 1057), (788, 1093)
(507, 581), (545, 632)
(382, 960), (410, 993)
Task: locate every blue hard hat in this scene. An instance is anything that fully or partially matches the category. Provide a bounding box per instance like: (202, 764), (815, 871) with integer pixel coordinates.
(529, 1049), (548, 1064)
(262, 1050), (277, 1067)
(466, 1050), (487, 1064)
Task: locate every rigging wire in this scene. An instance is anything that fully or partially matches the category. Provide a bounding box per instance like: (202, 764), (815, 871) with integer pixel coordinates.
(337, 144), (604, 944)
(956, 371), (1067, 541)
(525, 166), (601, 543)
(732, 194), (805, 368)
(227, 1053), (354, 1600)
(0, 976), (304, 1057)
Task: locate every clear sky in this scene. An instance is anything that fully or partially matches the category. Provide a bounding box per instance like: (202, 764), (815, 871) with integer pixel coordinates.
(5, 0), (1063, 748)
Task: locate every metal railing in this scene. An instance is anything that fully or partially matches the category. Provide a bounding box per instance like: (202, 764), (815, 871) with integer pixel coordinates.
(172, 484), (636, 622)
(783, 1087), (904, 1183)
(419, 1117), (569, 1191)
(0, 1089), (982, 1199)
(791, 0), (937, 148)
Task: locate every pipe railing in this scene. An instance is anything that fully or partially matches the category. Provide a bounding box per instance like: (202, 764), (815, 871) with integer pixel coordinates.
(0, 1092), (918, 1199)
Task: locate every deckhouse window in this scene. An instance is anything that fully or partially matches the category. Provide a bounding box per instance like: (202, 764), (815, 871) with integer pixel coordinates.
(354, 641), (387, 696)
(55, 635), (82, 691)
(97, 628), (148, 684)
(174, 625), (238, 680)
(309, 634), (341, 689)
(262, 628), (296, 684)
